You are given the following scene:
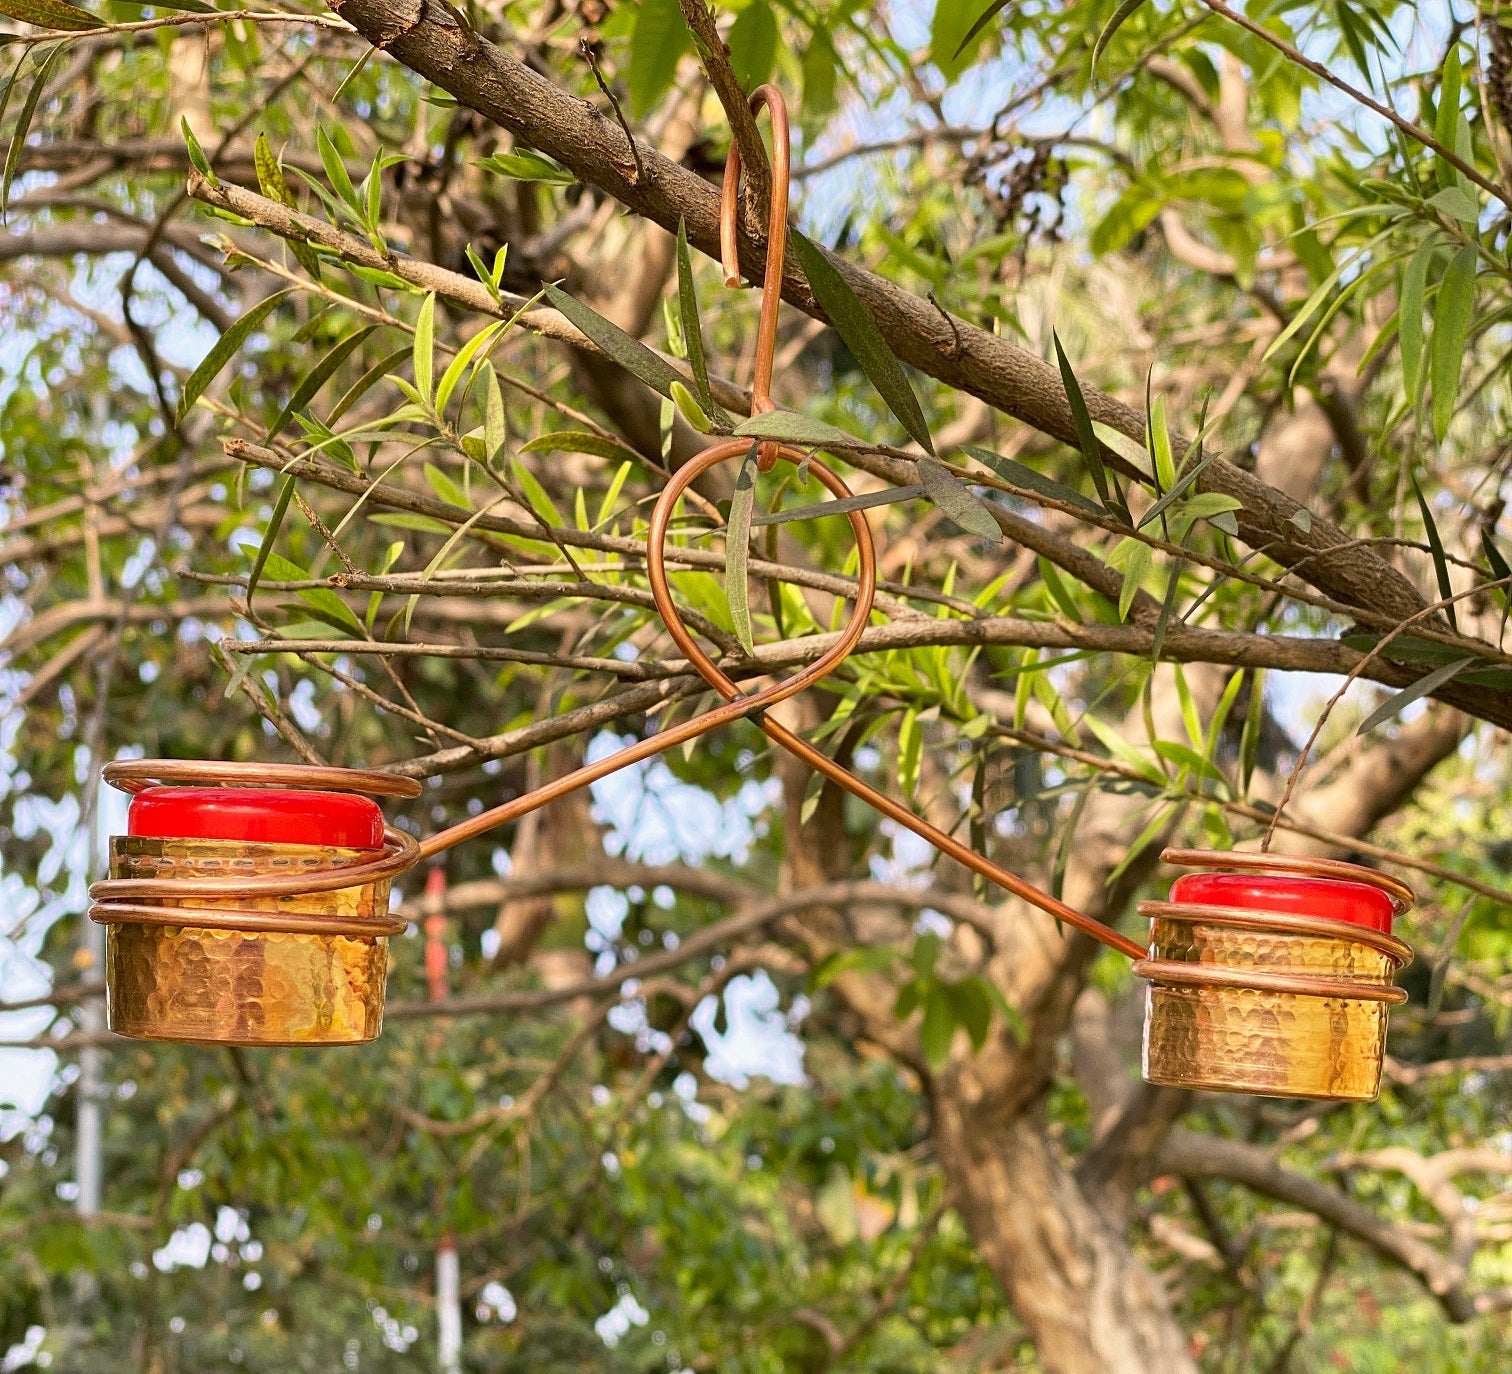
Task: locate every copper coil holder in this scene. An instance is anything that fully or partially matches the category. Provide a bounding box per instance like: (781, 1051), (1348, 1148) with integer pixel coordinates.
(86, 86), (1418, 1100)
(1134, 850), (1414, 1101)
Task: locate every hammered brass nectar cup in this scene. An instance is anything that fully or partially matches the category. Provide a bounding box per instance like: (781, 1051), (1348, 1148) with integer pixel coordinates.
(89, 768), (421, 1047)
(106, 834), (394, 1045)
(1134, 852), (1414, 1101)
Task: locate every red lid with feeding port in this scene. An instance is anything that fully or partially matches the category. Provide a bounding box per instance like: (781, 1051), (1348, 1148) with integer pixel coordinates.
(1169, 872), (1396, 934)
(127, 786), (385, 851)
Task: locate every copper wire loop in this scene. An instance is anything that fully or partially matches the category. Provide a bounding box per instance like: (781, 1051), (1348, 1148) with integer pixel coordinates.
(1136, 901), (1414, 969)
(89, 824), (419, 938)
(1158, 847), (1416, 912)
(1132, 959), (1410, 1005)
(102, 758), (424, 799)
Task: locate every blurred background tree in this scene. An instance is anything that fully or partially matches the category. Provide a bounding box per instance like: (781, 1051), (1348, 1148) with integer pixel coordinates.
(3, 0), (1512, 1370)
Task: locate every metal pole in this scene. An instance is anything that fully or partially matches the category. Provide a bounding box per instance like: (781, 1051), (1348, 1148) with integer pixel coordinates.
(424, 866), (463, 1374)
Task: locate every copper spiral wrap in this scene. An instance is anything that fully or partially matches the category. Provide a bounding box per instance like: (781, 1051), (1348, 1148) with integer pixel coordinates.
(88, 761), (421, 937)
(1132, 848), (1414, 1003)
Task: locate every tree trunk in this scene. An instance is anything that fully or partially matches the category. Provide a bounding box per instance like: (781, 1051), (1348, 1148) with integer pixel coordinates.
(933, 1100), (1198, 1374)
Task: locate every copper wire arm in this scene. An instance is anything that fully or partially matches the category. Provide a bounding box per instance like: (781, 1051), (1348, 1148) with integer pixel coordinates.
(720, 83), (789, 470)
(89, 84), (1145, 963)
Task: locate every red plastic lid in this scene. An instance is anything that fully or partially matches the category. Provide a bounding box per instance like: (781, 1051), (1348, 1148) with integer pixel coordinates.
(1169, 872), (1395, 933)
(128, 786), (385, 850)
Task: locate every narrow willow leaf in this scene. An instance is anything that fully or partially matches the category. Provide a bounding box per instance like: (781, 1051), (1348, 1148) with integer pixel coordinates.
(267, 326), (375, 442)
(733, 410), (863, 447)
(792, 230), (934, 452)
(0, 52), (29, 184)
(1092, 0), (1151, 72)
(330, 46), (374, 104)
(435, 319), (502, 414)
(917, 458), (1002, 539)
(1480, 527), (1511, 607)
(1430, 245), (1477, 441)
(412, 293), (436, 407)
(520, 430), (641, 463)
(477, 149), (575, 184)
(725, 443), (760, 655)
(1356, 657), (1474, 735)
(1151, 559), (1182, 663)
(544, 283), (684, 399)
(963, 445), (1101, 513)
(1391, 240), (1427, 411)
(1148, 391), (1175, 492)
(482, 362), (507, 462)
(1240, 669), (1264, 795)
(327, 345), (409, 426)
(317, 126), (359, 209)
(670, 380), (711, 433)
(953, 0), (1011, 59)
(0, 0), (97, 31)
(751, 484), (924, 527)
(675, 218), (714, 411)
(1053, 332), (1128, 524)
(245, 474), (297, 604)
(1434, 46), (1462, 192)
(1411, 473), (1457, 630)
(2, 43), (61, 218)
(177, 289), (293, 422)
(253, 134), (322, 281)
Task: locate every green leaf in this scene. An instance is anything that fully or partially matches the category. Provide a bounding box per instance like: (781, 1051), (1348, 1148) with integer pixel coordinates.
(482, 363), (507, 462)
(1092, 0), (1151, 72)
(1147, 392), (1175, 492)
(1430, 245), (1477, 441)
(2, 43), (62, 218)
(1411, 473), (1457, 631)
(544, 282), (684, 399)
(1398, 238), (1433, 408)
(725, 443), (759, 656)
(1109, 535), (1152, 621)
(177, 290), (293, 422)
(254, 132), (321, 277)
(751, 484), (924, 528)
(412, 293), (436, 407)
(328, 345), (410, 426)
(917, 458), (1001, 539)
(1434, 45), (1463, 192)
(317, 125), (359, 209)
(1426, 186), (1479, 224)
(963, 445), (1102, 514)
(1356, 658), (1474, 736)
(1240, 669), (1264, 795)
(1480, 527), (1511, 606)
(267, 326), (375, 442)
(675, 218), (714, 412)
(245, 475), (297, 605)
(670, 380), (711, 433)
(1089, 185), (1162, 256)
(726, 0), (779, 90)
(946, 978), (993, 1051)
(0, 0), (97, 31)
(1053, 332), (1128, 524)
(477, 148), (575, 184)
(732, 410), (863, 448)
(627, 0), (691, 119)
(936, 0), (1000, 75)
(791, 230), (934, 452)
(520, 430), (641, 464)
(436, 319), (503, 414)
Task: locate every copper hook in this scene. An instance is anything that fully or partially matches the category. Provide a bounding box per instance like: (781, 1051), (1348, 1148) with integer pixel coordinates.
(719, 84), (791, 470)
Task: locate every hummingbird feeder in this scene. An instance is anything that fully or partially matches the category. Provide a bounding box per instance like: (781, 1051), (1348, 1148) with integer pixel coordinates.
(86, 86), (1415, 1099)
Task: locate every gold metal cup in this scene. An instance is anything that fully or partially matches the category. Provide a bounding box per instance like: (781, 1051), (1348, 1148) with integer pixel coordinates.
(104, 836), (394, 1046)
(1136, 904), (1411, 1100)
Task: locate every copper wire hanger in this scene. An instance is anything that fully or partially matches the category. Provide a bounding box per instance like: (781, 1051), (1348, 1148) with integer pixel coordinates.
(90, 85), (1150, 963)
